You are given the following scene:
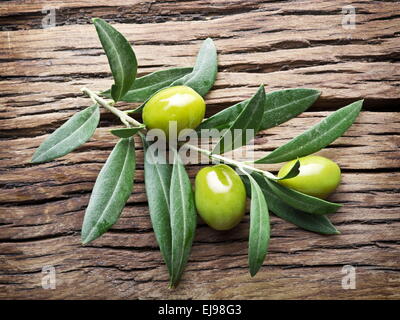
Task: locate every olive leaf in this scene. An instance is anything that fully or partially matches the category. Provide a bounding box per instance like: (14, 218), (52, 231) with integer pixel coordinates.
(102, 67), (193, 102)
(110, 125), (145, 138)
(255, 100), (363, 164)
(131, 38), (218, 114)
(81, 138), (136, 244)
(198, 88), (320, 131)
(169, 147), (197, 287)
(242, 173), (340, 235)
(265, 178), (342, 215)
(142, 136), (173, 275)
(171, 38), (218, 96)
(242, 171), (270, 277)
(212, 85), (265, 155)
(270, 159), (300, 181)
(31, 104), (100, 164)
(93, 18), (137, 102)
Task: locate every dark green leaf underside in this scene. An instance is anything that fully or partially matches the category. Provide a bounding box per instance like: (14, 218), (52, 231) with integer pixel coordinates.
(110, 126), (145, 138)
(198, 88), (320, 131)
(265, 178), (342, 215)
(246, 173), (270, 277)
(242, 173), (340, 235)
(274, 159), (300, 180)
(212, 85), (265, 154)
(102, 67), (193, 102)
(132, 38), (218, 114)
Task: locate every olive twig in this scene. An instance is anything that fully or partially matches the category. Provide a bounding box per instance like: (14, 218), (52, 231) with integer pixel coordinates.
(81, 87), (144, 128)
(183, 143), (277, 179)
(80, 88), (281, 181)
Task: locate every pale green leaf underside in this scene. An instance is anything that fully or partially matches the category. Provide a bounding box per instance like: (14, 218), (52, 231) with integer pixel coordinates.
(31, 104), (100, 164)
(142, 136), (173, 275)
(169, 148), (197, 287)
(171, 38), (217, 96)
(81, 138), (136, 244)
(93, 18), (137, 102)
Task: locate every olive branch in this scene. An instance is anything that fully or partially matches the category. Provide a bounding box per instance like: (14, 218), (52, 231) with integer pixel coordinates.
(31, 18), (363, 287)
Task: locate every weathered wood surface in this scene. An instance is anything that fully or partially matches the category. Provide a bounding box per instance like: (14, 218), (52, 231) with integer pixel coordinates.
(0, 0), (399, 299)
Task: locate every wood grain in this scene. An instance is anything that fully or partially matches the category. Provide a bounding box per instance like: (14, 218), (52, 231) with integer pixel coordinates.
(0, 0), (399, 299)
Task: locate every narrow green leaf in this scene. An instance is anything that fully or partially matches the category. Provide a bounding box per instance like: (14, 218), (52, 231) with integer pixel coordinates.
(274, 159), (300, 180)
(142, 136), (173, 275)
(81, 138), (136, 244)
(102, 67), (193, 102)
(31, 104), (99, 164)
(132, 38), (218, 114)
(110, 125), (145, 138)
(244, 172), (270, 277)
(198, 88), (320, 131)
(257, 159), (299, 181)
(255, 100), (363, 164)
(169, 147), (197, 287)
(265, 178), (342, 215)
(212, 85), (265, 154)
(93, 18), (137, 102)
(171, 38), (217, 96)
(242, 173), (340, 235)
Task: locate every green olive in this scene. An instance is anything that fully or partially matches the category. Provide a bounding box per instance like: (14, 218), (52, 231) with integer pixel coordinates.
(195, 164), (246, 230)
(278, 155), (341, 199)
(142, 85), (205, 138)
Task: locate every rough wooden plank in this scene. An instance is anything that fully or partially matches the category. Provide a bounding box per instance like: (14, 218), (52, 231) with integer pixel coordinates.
(0, 4), (399, 111)
(0, 0), (399, 300)
(1, 112), (398, 169)
(0, 0), (398, 30)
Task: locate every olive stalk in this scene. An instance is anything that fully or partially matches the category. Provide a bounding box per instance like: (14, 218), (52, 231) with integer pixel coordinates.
(81, 87), (143, 128)
(81, 87), (277, 179)
(183, 143), (277, 179)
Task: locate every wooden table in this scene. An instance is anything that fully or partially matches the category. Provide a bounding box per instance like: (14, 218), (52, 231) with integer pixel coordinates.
(0, 0), (399, 299)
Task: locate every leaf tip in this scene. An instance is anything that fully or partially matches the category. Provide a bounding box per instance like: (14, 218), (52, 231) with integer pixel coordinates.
(313, 88), (322, 96)
(30, 154), (45, 164)
(168, 282), (175, 289)
(30, 157), (39, 164)
(81, 238), (93, 246)
(249, 268), (259, 277)
(81, 231), (93, 245)
(349, 99), (364, 111)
